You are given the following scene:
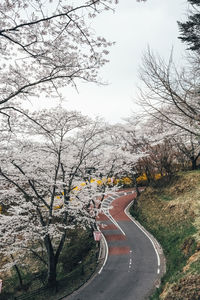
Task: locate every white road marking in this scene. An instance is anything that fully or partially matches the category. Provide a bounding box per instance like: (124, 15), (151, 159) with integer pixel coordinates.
(101, 192), (128, 236)
(98, 233), (109, 274)
(104, 209), (126, 236)
(98, 190), (132, 274)
(128, 249), (133, 271)
(99, 188), (159, 280)
(98, 191), (133, 274)
(124, 201), (161, 272)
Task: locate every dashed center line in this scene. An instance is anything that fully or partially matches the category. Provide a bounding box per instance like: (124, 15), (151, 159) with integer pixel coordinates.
(128, 250), (133, 272)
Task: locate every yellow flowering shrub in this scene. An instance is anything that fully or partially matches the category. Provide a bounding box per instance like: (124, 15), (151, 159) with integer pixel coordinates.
(114, 178), (120, 185)
(136, 173), (162, 184)
(121, 177), (132, 185)
(107, 178), (112, 184)
(136, 173), (148, 183)
(54, 204), (63, 210)
(154, 173), (162, 180)
(73, 186), (80, 191)
(97, 179), (102, 185)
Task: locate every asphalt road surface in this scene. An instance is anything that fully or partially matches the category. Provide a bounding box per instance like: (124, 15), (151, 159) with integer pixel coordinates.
(66, 190), (159, 300)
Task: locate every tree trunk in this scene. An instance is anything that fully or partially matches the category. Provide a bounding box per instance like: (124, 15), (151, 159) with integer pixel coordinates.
(47, 254), (57, 289)
(132, 174), (140, 197)
(15, 264), (23, 288)
(191, 156), (197, 170)
(145, 168), (151, 184)
(11, 255), (23, 288)
(44, 236), (58, 290)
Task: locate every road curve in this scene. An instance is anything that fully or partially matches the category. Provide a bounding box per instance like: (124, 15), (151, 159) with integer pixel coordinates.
(66, 190), (162, 300)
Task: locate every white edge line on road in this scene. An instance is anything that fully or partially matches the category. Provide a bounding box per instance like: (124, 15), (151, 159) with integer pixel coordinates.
(98, 232), (108, 274)
(105, 211), (126, 236)
(124, 200), (161, 269)
(97, 211), (126, 274)
(98, 191), (129, 274)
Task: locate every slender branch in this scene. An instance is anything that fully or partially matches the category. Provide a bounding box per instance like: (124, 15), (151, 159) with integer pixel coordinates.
(0, 2), (100, 34)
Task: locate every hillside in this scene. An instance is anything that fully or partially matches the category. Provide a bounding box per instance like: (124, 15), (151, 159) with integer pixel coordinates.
(131, 171), (200, 300)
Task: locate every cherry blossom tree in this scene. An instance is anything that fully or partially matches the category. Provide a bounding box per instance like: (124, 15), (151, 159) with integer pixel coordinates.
(0, 108), (113, 287)
(106, 121), (147, 196)
(0, 0), (148, 126)
(115, 116), (180, 183)
(0, 0), (119, 123)
(0, 105), (147, 289)
(151, 122), (200, 171)
(172, 131), (200, 170)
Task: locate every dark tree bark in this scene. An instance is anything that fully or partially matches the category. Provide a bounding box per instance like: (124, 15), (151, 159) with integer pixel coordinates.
(11, 255), (23, 289)
(44, 236), (58, 289)
(191, 156), (198, 170)
(132, 173), (140, 198)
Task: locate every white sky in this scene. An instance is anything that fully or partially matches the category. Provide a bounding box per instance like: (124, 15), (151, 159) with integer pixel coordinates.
(30, 0), (188, 124)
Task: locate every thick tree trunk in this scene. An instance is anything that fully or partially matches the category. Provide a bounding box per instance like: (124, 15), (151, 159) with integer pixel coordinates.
(47, 254), (57, 289)
(44, 236), (58, 290)
(191, 157), (197, 170)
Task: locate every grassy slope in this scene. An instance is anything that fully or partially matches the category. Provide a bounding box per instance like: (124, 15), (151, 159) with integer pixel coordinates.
(130, 170), (200, 300)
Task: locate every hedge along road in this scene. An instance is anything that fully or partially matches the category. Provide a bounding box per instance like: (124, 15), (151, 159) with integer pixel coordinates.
(65, 189), (165, 300)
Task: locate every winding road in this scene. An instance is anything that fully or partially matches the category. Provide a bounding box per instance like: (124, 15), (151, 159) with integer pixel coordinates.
(66, 190), (164, 300)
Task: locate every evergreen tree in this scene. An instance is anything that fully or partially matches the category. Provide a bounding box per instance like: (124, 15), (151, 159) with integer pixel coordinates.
(178, 0), (200, 51)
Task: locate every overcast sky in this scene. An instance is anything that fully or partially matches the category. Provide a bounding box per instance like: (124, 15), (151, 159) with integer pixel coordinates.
(30, 0), (188, 124)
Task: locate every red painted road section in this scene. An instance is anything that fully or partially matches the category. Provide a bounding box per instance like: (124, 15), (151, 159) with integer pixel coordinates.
(99, 223), (117, 230)
(97, 213), (110, 222)
(109, 193), (136, 221)
(109, 246), (131, 255)
(97, 190), (136, 256)
(106, 234), (126, 241)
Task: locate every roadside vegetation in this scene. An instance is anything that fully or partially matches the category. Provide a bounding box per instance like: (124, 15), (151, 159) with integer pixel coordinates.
(0, 229), (98, 300)
(131, 171), (200, 300)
